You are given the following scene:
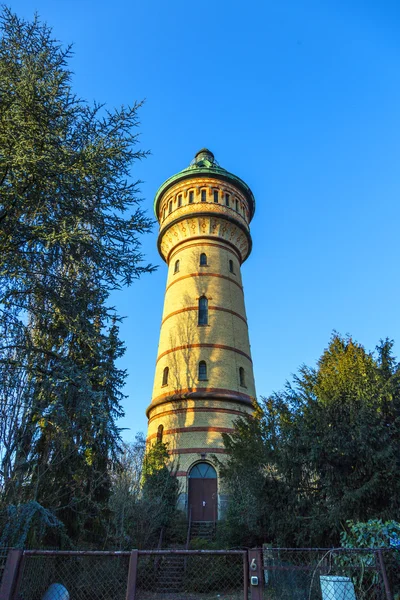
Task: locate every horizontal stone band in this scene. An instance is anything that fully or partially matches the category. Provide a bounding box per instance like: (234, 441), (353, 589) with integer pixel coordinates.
(169, 241), (240, 263)
(161, 305), (247, 326)
(169, 447), (227, 455)
(147, 387), (255, 416)
(156, 343), (252, 364)
(166, 272), (243, 293)
(147, 426), (234, 442)
(148, 405), (251, 424)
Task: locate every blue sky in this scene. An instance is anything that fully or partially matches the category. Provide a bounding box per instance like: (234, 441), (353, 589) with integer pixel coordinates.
(11, 0), (400, 440)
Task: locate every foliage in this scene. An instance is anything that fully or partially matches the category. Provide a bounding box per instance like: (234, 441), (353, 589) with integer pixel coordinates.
(107, 437), (179, 549)
(0, 501), (67, 548)
(0, 7), (154, 545)
(220, 334), (400, 547)
(339, 520), (400, 599)
(106, 434), (146, 549)
(188, 537), (220, 550)
(341, 519), (400, 549)
(141, 440), (180, 538)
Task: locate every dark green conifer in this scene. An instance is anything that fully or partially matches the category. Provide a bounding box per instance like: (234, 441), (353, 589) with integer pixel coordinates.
(0, 7), (154, 543)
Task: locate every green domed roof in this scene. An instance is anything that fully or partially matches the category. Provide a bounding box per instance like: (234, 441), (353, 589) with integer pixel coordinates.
(154, 149), (255, 220)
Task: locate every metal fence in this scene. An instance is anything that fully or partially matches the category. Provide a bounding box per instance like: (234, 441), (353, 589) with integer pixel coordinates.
(0, 547), (397, 600)
(262, 548), (399, 600)
(0, 549), (9, 590)
(136, 550), (247, 600)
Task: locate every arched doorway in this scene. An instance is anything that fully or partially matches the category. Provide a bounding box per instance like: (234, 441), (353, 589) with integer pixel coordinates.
(188, 462), (217, 522)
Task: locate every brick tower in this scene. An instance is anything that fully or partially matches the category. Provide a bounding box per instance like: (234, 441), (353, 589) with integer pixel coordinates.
(146, 149), (256, 520)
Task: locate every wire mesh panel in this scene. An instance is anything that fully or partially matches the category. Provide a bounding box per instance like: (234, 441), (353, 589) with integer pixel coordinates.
(0, 548), (10, 587)
(380, 548), (400, 599)
(15, 552), (130, 600)
(262, 548), (393, 600)
(136, 550), (246, 600)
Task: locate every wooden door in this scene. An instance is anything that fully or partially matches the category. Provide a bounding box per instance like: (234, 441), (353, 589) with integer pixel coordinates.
(188, 463), (217, 522)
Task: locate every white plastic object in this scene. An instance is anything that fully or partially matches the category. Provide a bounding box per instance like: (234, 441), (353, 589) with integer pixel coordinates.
(320, 575), (356, 600)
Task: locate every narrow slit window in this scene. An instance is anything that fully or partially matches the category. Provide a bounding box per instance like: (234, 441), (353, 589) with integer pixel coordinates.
(162, 367), (169, 386)
(235, 199), (239, 211)
(157, 424), (164, 442)
(229, 259), (235, 274)
(200, 253), (207, 266)
(178, 194), (182, 207)
(201, 189), (207, 202)
(225, 193), (230, 206)
(198, 361), (207, 381)
(189, 191), (194, 203)
(174, 259), (180, 274)
(213, 190), (219, 203)
(169, 201), (173, 214)
(198, 296), (208, 325)
(163, 207), (166, 219)
(239, 367), (245, 387)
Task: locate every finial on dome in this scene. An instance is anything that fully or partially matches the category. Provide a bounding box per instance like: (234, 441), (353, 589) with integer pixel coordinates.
(194, 148), (215, 164)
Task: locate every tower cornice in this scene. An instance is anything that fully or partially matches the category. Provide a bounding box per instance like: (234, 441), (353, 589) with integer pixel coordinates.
(154, 163), (256, 221)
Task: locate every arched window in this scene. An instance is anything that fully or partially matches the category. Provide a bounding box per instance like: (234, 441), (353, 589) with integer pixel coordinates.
(163, 207), (166, 219)
(201, 189), (207, 202)
(189, 190), (194, 203)
(178, 194), (182, 207)
(174, 259), (180, 274)
(198, 361), (207, 380)
(213, 190), (219, 203)
(229, 259), (235, 274)
(200, 253), (207, 266)
(198, 296), (208, 325)
(169, 201), (172, 214)
(225, 193), (230, 206)
(239, 367), (245, 387)
(189, 462), (217, 479)
(162, 366), (169, 386)
(157, 424), (164, 442)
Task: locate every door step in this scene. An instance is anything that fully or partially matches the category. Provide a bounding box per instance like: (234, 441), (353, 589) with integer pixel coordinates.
(190, 520), (216, 541)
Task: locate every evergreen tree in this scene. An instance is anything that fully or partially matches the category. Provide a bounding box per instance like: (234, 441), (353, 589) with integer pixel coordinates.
(0, 8), (154, 542)
(221, 334), (400, 547)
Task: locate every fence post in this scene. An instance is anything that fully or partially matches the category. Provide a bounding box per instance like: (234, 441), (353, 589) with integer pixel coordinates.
(376, 549), (393, 600)
(0, 550), (23, 600)
(248, 549), (263, 600)
(125, 550), (138, 600)
(243, 551), (249, 600)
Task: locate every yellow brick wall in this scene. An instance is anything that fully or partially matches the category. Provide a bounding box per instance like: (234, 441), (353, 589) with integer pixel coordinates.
(151, 237), (256, 402)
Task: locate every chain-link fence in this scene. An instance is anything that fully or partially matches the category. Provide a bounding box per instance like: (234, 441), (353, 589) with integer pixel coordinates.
(380, 548), (400, 599)
(0, 547), (397, 600)
(0, 548), (10, 587)
(136, 550), (246, 600)
(16, 551), (131, 600)
(3, 549), (247, 600)
(262, 548), (399, 600)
